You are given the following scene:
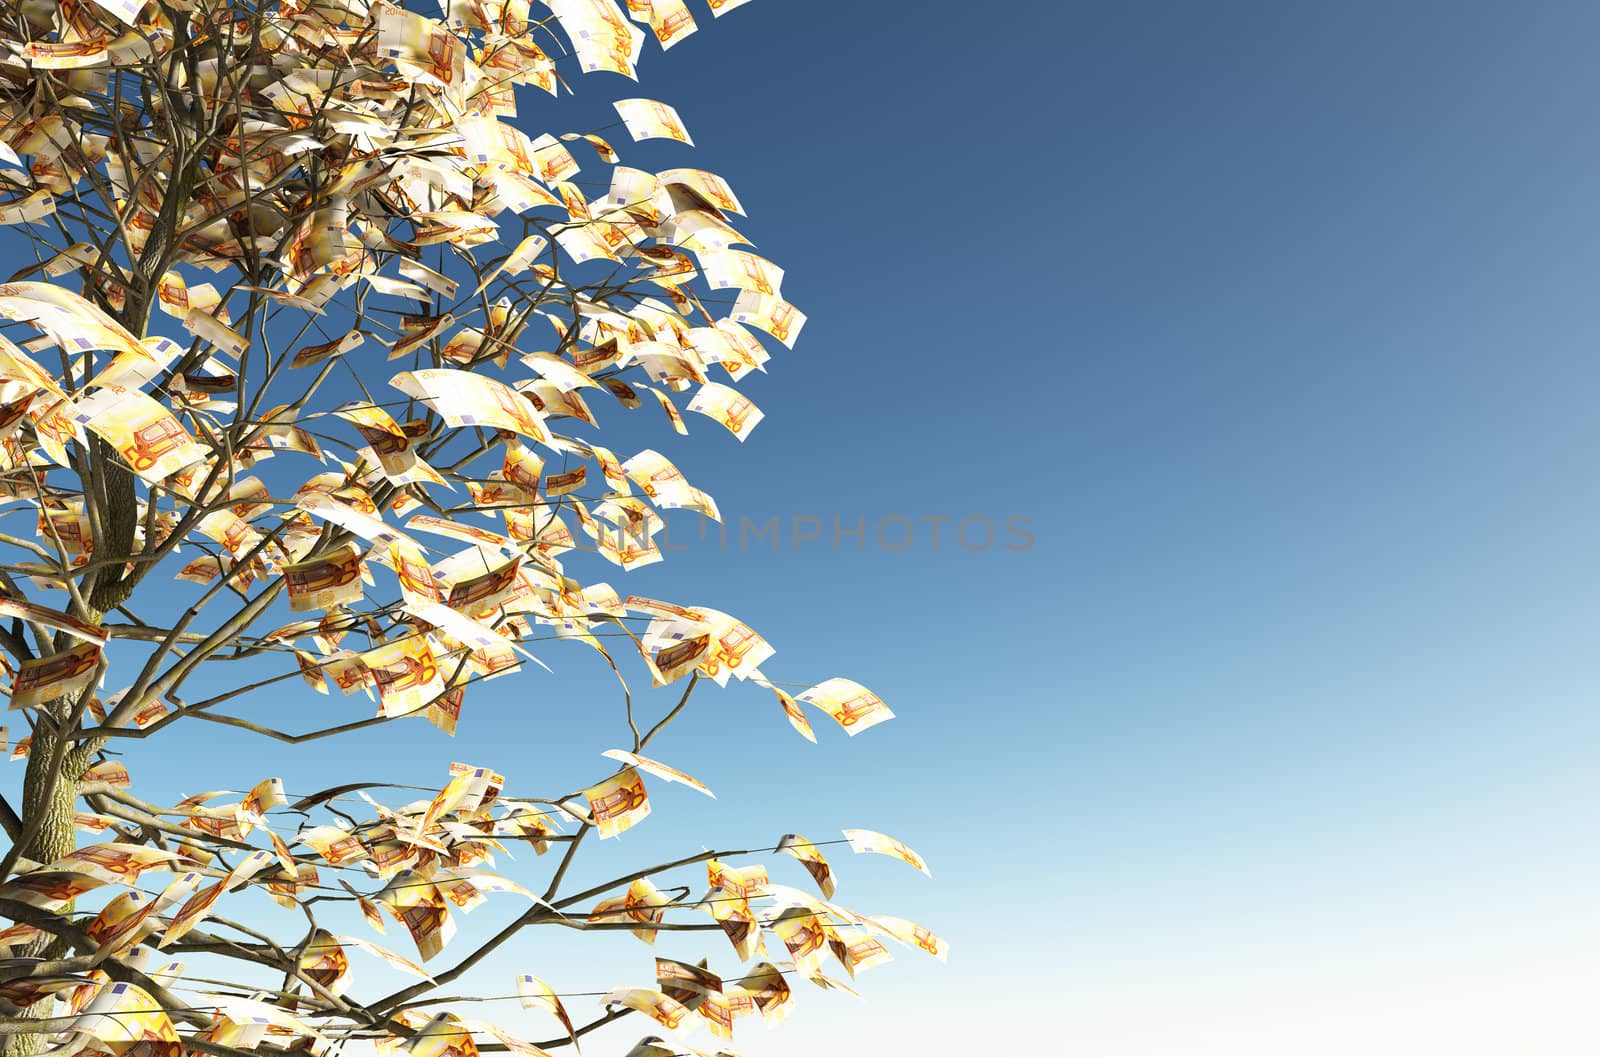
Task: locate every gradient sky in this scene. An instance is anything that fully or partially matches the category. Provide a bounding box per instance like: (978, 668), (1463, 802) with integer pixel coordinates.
(11, 2), (1600, 1055)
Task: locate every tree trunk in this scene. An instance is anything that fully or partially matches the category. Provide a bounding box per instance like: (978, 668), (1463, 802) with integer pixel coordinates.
(0, 721), (81, 1057)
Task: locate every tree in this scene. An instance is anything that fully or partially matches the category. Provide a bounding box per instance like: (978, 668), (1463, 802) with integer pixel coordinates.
(0, 2), (942, 1056)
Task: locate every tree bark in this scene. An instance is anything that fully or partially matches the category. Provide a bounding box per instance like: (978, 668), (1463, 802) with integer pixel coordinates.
(0, 720), (83, 1057)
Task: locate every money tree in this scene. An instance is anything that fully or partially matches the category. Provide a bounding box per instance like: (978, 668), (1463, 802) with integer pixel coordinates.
(0, 3), (942, 1056)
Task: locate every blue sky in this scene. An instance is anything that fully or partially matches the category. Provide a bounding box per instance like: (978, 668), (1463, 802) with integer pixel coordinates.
(11, 1), (1600, 1054)
(591, 5), (1600, 1050)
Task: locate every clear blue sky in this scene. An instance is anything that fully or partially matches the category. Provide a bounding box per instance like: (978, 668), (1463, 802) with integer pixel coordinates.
(11, 2), (1600, 1054)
